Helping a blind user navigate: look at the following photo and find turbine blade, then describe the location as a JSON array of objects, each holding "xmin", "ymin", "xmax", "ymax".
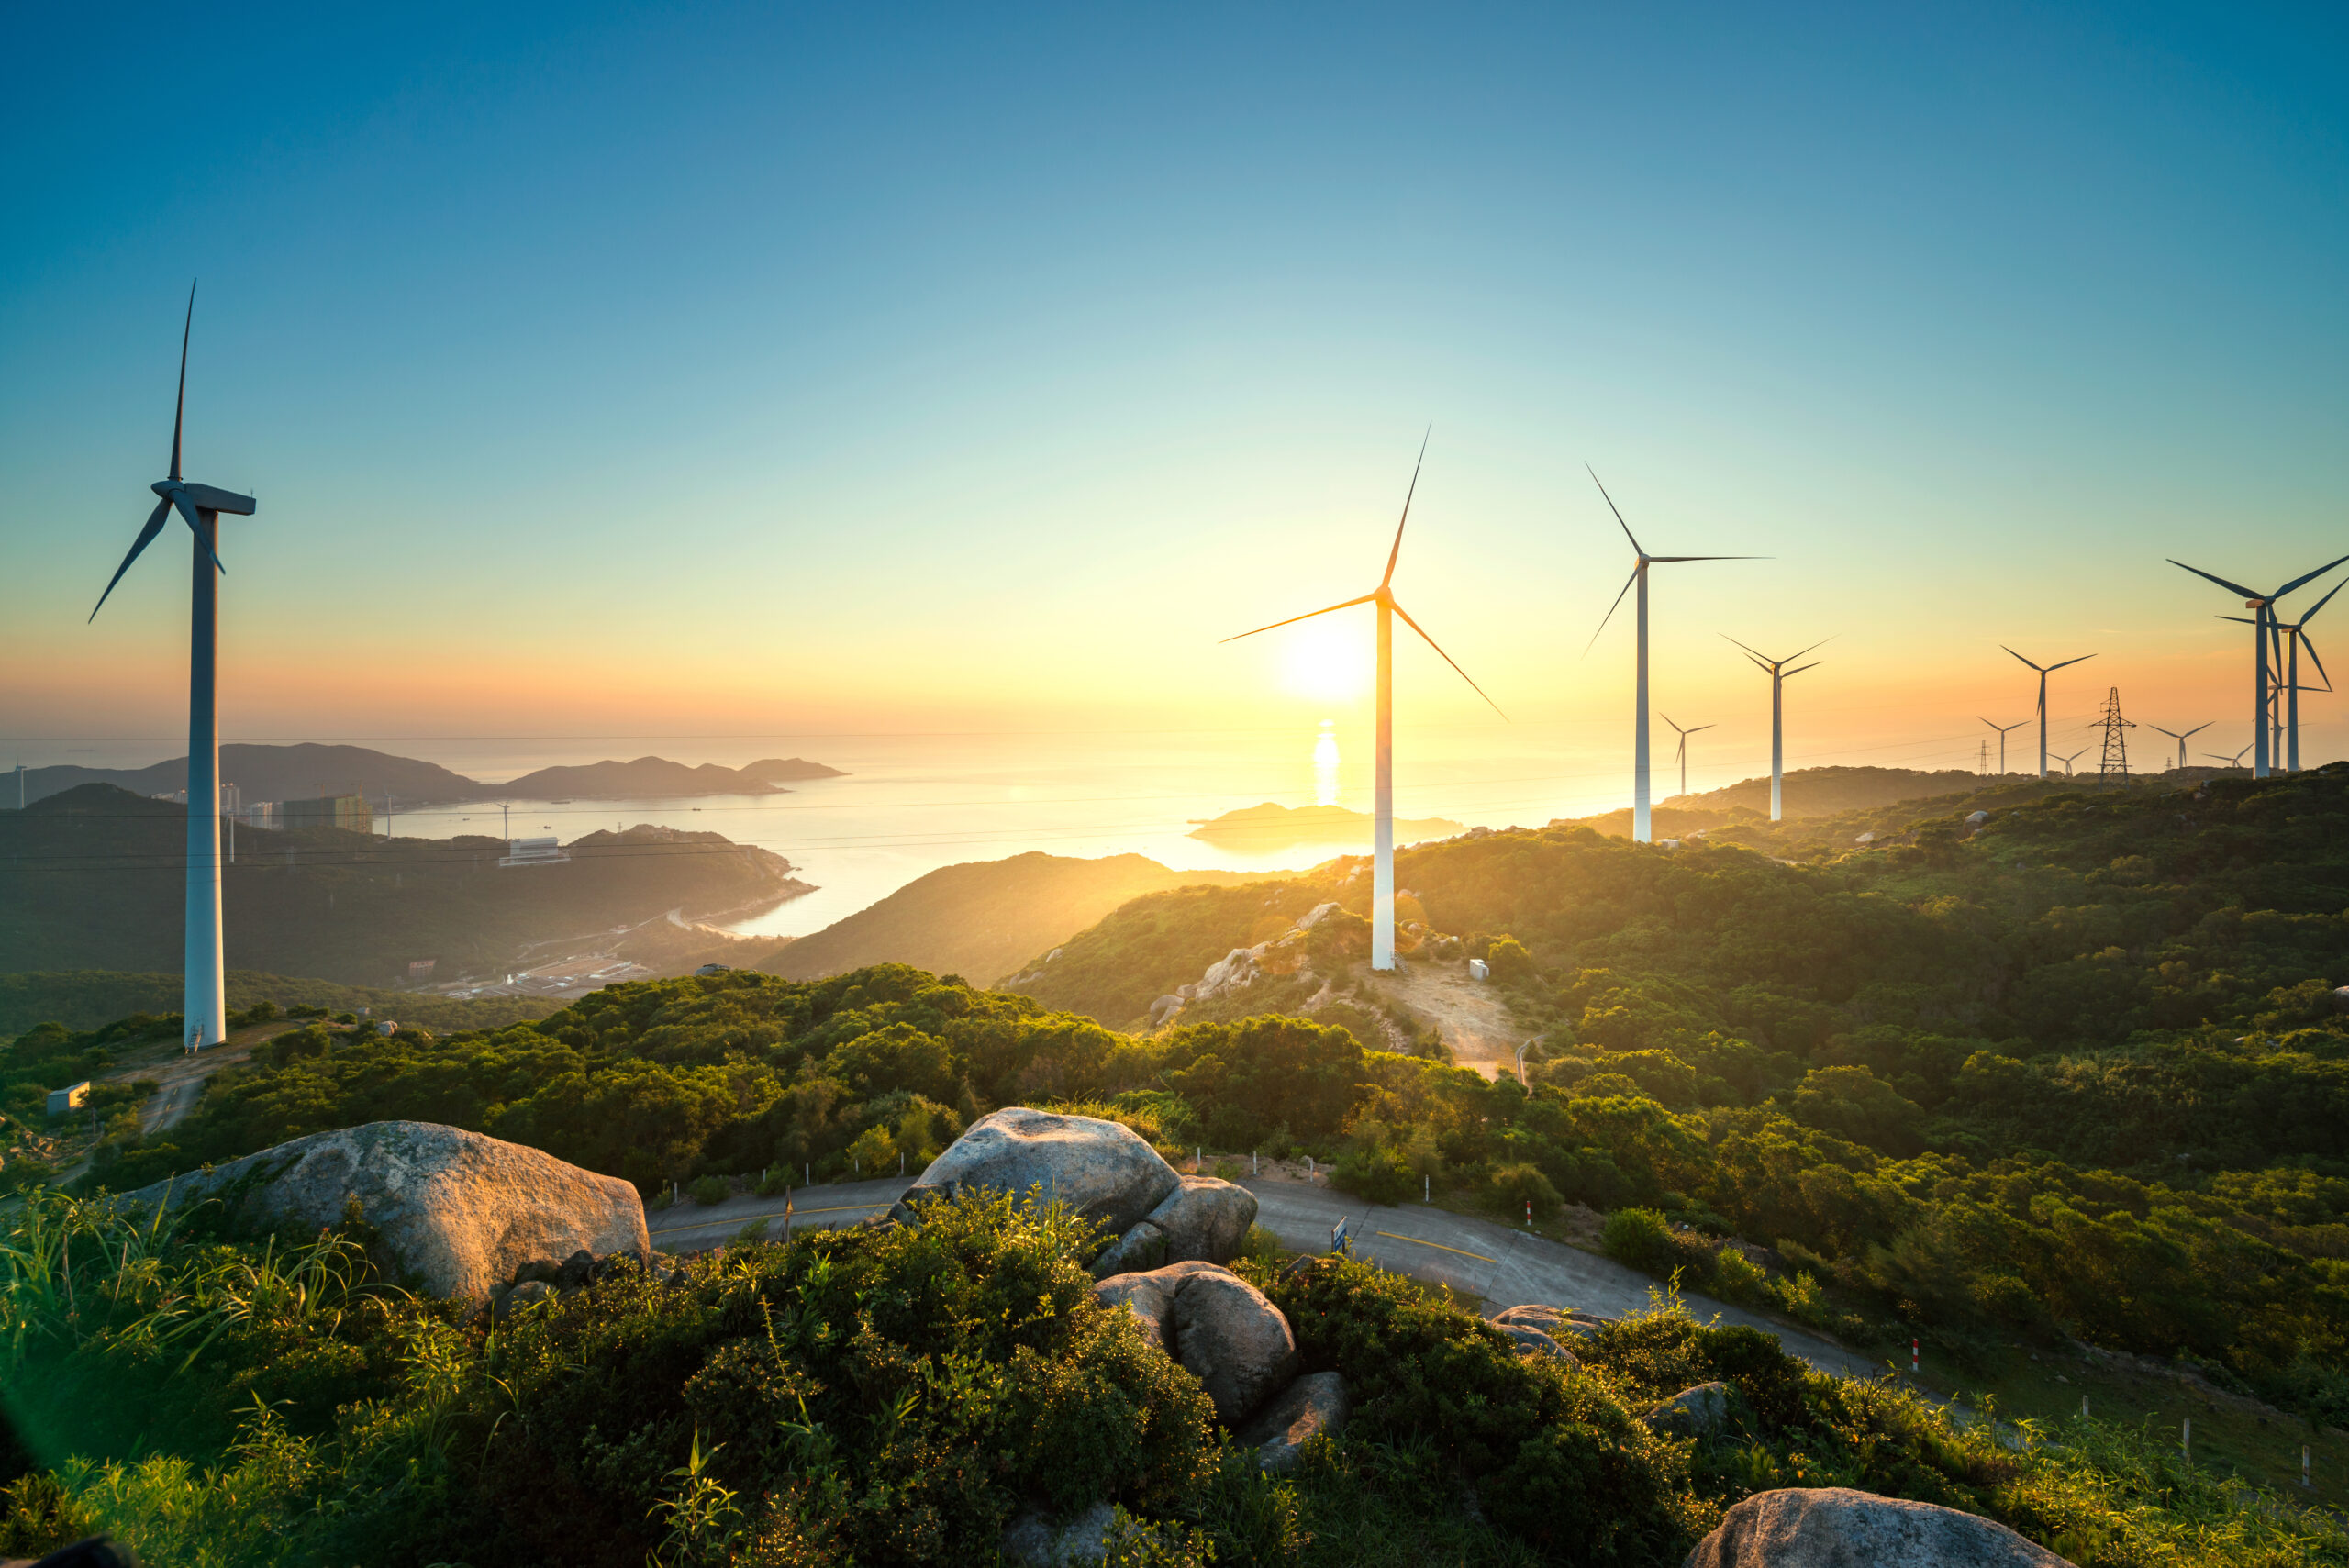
[
  {"xmin": 2277, "ymin": 554, "xmax": 2349, "ymax": 599},
  {"xmin": 1649, "ymin": 554, "xmax": 1766, "ymax": 563},
  {"xmin": 1392, "ymin": 599, "xmax": 1506, "ymax": 718},
  {"xmin": 2298, "ymin": 575, "xmax": 2349, "ymax": 627},
  {"xmin": 1585, "ymin": 465, "xmax": 1645, "ymax": 558},
  {"xmin": 1382, "ymin": 424, "xmax": 1431, "ymax": 589},
  {"xmin": 1720, "ymin": 632, "xmax": 1771, "ymax": 664},
  {"xmin": 1219, "ymin": 592, "xmax": 1375, "ymax": 643},
  {"xmin": 171, "ymin": 492, "xmax": 227, "ymax": 574},
  {"xmin": 1783, "ymin": 662, "xmax": 1821, "ymax": 679},
  {"xmin": 1785, "ymin": 634, "xmax": 1835, "ymax": 662},
  {"xmin": 2184, "ymin": 722, "xmax": 2211, "ymax": 738},
  {"xmin": 1584, "ymin": 566, "xmax": 1639, "ymax": 654},
  {"xmin": 2301, "ymin": 631, "xmax": 2334, "ymax": 693},
  {"xmin": 89, "ymin": 497, "xmax": 173, "ymax": 621},
  {"xmin": 171, "ymin": 280, "xmax": 195, "ymax": 481},
  {"xmin": 1661, "ymin": 713, "xmax": 1684, "ymax": 734},
  {"xmin": 2168, "ymin": 559, "xmax": 2265, "ymax": 602},
  {"xmin": 2148, "ymin": 727, "xmax": 2179, "ymax": 740},
  {"xmin": 2001, "ymin": 645, "xmax": 2044, "ymax": 673},
  {"xmin": 1689, "ymin": 724, "xmax": 1716, "ymax": 734},
  {"xmin": 2048, "ymin": 654, "xmax": 2095, "ymax": 671}
]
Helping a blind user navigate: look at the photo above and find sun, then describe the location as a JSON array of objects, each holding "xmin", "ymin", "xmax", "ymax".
[{"xmin": 1278, "ymin": 615, "xmax": 1370, "ymax": 702}]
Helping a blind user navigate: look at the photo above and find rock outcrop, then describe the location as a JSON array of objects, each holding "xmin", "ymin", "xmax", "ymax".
[
  {"xmin": 1492, "ymin": 1302, "xmax": 1613, "ymax": 1341},
  {"xmin": 1682, "ymin": 1487, "xmax": 2074, "ymax": 1567},
  {"xmin": 1141, "ymin": 1174, "xmax": 1257, "ymax": 1264},
  {"xmin": 893, "ymin": 1108, "xmax": 1182, "ymax": 1235},
  {"xmin": 1490, "ymin": 1311, "xmax": 1578, "ymax": 1364},
  {"xmin": 1088, "ymin": 1221, "xmax": 1169, "ymax": 1280},
  {"xmin": 115, "ymin": 1120, "xmax": 648, "ymax": 1307},
  {"xmin": 1645, "ymin": 1381, "xmax": 1734, "ymax": 1437},
  {"xmin": 1001, "ymin": 1501, "xmax": 1116, "ymax": 1566},
  {"xmin": 1095, "ymin": 1261, "xmax": 1298, "ymax": 1423},
  {"xmin": 1239, "ymin": 1370, "xmax": 1349, "ymax": 1472}
]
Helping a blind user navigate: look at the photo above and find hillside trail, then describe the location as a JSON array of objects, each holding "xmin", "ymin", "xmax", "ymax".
[{"xmin": 1354, "ymin": 958, "xmax": 1528, "ymax": 1082}]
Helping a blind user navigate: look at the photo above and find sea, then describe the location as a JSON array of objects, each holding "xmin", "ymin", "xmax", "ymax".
[{"xmin": 19, "ymin": 727, "xmax": 1612, "ymax": 939}]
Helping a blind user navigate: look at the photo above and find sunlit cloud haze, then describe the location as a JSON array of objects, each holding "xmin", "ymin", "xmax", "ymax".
[{"xmin": 5, "ymin": 3, "xmax": 2346, "ymax": 822}]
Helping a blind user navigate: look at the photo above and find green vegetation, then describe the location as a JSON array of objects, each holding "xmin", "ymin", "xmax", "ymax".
[
  {"xmin": 1006, "ymin": 882, "xmax": 1342, "ymax": 1027},
  {"xmin": 1, "ymin": 785, "xmax": 807, "ymax": 988},
  {"xmin": 762, "ymin": 851, "xmax": 1268, "ymax": 989},
  {"xmin": 5, "ymin": 1188, "xmax": 2335, "ymax": 1566},
  {"xmin": 0, "ymin": 970, "xmax": 558, "ymax": 1038}
]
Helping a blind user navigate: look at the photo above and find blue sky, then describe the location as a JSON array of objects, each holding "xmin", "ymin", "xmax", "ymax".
[{"xmin": 5, "ymin": 3, "xmax": 2346, "ymax": 791}]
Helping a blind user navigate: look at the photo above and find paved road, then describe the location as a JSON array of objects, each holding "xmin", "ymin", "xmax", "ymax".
[{"xmin": 649, "ymin": 1174, "xmax": 1885, "ymax": 1383}]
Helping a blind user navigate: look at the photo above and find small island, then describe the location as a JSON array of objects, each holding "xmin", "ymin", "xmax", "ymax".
[{"xmin": 1186, "ymin": 801, "xmax": 1466, "ymax": 851}]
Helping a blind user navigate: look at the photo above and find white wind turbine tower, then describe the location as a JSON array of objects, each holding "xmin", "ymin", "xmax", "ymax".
[
  {"xmin": 2002, "ymin": 647, "xmax": 2093, "ymax": 779},
  {"xmin": 2169, "ymin": 554, "xmax": 2349, "ymax": 778},
  {"xmin": 1722, "ymin": 636, "xmax": 1826, "ymax": 822},
  {"xmin": 1660, "ymin": 715, "xmax": 1713, "ymax": 800},
  {"xmin": 86, "ymin": 284, "xmax": 257, "ymax": 1052},
  {"xmin": 1586, "ymin": 470, "xmax": 1758, "ymax": 842},
  {"xmin": 2147, "ymin": 722, "xmax": 2211, "ymax": 771},
  {"xmin": 1978, "ymin": 717, "xmax": 2026, "ymax": 774},
  {"xmin": 2054, "ymin": 746, "xmax": 2089, "ymax": 776},
  {"xmin": 1223, "ymin": 432, "xmax": 1503, "ymax": 972}
]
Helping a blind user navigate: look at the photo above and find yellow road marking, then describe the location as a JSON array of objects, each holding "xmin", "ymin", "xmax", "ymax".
[
  {"xmin": 652, "ymin": 1201, "xmax": 887, "ymax": 1234},
  {"xmin": 1373, "ymin": 1230, "xmax": 1495, "ymax": 1263}
]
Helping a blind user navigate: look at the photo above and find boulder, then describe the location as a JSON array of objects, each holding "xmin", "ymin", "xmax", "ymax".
[
  {"xmin": 891, "ymin": 1108, "xmax": 1181, "ymax": 1234},
  {"xmin": 1682, "ymin": 1487, "xmax": 2073, "ymax": 1567},
  {"xmin": 1089, "ymin": 1221, "xmax": 1169, "ymax": 1280},
  {"xmin": 1096, "ymin": 1260, "xmax": 1297, "ymax": 1423},
  {"xmin": 115, "ymin": 1120, "xmax": 648, "ymax": 1307},
  {"xmin": 1148, "ymin": 995, "xmax": 1184, "ymax": 1027},
  {"xmin": 1240, "ymin": 1371, "xmax": 1349, "ymax": 1472},
  {"xmin": 1141, "ymin": 1174, "xmax": 1258, "ymax": 1264},
  {"xmin": 1493, "ymin": 1303, "xmax": 1612, "ymax": 1341},
  {"xmin": 1492, "ymin": 1319, "xmax": 1577, "ymax": 1364},
  {"xmin": 1645, "ymin": 1381, "xmax": 1734, "ymax": 1438},
  {"xmin": 1001, "ymin": 1500, "xmax": 1116, "ymax": 1566}
]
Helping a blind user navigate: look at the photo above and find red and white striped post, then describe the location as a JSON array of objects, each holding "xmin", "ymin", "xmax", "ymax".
[
  {"xmin": 1910, "ymin": 1339, "xmax": 1919, "ymax": 1373},
  {"xmin": 1525, "ymin": 1200, "xmax": 1533, "ymax": 1228}
]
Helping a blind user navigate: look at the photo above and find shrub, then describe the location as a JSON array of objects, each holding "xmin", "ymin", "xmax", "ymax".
[
  {"xmin": 1484, "ymin": 935, "xmax": 1536, "ymax": 983},
  {"xmin": 688, "ymin": 1175, "xmax": 728, "ymax": 1206},
  {"xmin": 753, "ymin": 1167, "xmax": 789, "ymax": 1197},
  {"xmin": 1333, "ymin": 1147, "xmax": 1415, "ymax": 1207},
  {"xmin": 1487, "ymin": 1162, "xmax": 1564, "ymax": 1221}
]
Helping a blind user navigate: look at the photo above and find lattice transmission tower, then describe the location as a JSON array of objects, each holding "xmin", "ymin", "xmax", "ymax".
[{"xmin": 2095, "ymin": 687, "xmax": 2135, "ymax": 778}]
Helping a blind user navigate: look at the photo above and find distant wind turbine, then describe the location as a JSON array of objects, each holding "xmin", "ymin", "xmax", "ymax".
[
  {"xmin": 87, "ymin": 283, "xmax": 256, "ymax": 1052},
  {"xmin": 2169, "ymin": 555, "xmax": 2349, "ymax": 778},
  {"xmin": 1222, "ymin": 431, "xmax": 1502, "ymax": 972},
  {"xmin": 2054, "ymin": 746, "xmax": 2089, "ymax": 776},
  {"xmin": 1586, "ymin": 470, "xmax": 1760, "ymax": 843},
  {"xmin": 2147, "ymin": 722, "xmax": 2212, "ymax": 771},
  {"xmin": 2002, "ymin": 648, "xmax": 2094, "ymax": 779},
  {"xmin": 1660, "ymin": 714, "xmax": 1714, "ymax": 800},
  {"xmin": 1723, "ymin": 636, "xmax": 1825, "ymax": 822},
  {"xmin": 2208, "ymin": 743, "xmax": 2253, "ymax": 770},
  {"xmin": 1978, "ymin": 717, "xmax": 2027, "ymax": 775},
  {"xmin": 2220, "ymin": 576, "xmax": 2343, "ymax": 773}
]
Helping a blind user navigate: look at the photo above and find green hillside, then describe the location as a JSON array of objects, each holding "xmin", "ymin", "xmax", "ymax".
[
  {"xmin": 0, "ymin": 970, "xmax": 558, "ymax": 1038},
  {"xmin": 761, "ymin": 851, "xmax": 1269, "ymax": 986},
  {"xmin": 0, "ymin": 785, "xmax": 810, "ymax": 987}
]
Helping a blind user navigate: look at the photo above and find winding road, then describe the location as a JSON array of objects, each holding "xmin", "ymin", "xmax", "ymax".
[{"xmin": 649, "ymin": 1173, "xmax": 1885, "ymax": 1383}]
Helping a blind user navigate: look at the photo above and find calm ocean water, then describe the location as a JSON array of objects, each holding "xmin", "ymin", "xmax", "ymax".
[{"xmin": 19, "ymin": 728, "xmax": 1619, "ymax": 937}]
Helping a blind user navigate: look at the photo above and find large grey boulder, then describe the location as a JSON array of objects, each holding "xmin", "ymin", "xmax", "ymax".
[
  {"xmin": 1141, "ymin": 1174, "xmax": 1257, "ymax": 1264},
  {"xmin": 115, "ymin": 1120, "xmax": 648, "ymax": 1307},
  {"xmin": 1096, "ymin": 1260, "xmax": 1297, "ymax": 1423},
  {"xmin": 1089, "ymin": 1221, "xmax": 1169, "ymax": 1280},
  {"xmin": 1682, "ymin": 1487, "xmax": 2073, "ymax": 1567},
  {"xmin": 1493, "ymin": 1302, "xmax": 1613, "ymax": 1341},
  {"xmin": 893, "ymin": 1108, "xmax": 1180, "ymax": 1233},
  {"xmin": 1239, "ymin": 1371, "xmax": 1349, "ymax": 1472},
  {"xmin": 1492, "ymin": 1317, "xmax": 1578, "ymax": 1364},
  {"xmin": 1001, "ymin": 1501, "xmax": 1115, "ymax": 1566},
  {"xmin": 1645, "ymin": 1381, "xmax": 1734, "ymax": 1437}
]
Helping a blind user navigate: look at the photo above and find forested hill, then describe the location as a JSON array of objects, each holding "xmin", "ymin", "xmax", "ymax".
[
  {"xmin": 0, "ymin": 785, "xmax": 810, "ymax": 987},
  {"xmin": 16, "ymin": 742, "xmax": 482, "ymax": 809},
  {"xmin": 756, "ymin": 851, "xmax": 1268, "ymax": 986}
]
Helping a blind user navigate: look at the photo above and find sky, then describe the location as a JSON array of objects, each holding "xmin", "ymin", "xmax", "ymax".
[{"xmin": 5, "ymin": 2, "xmax": 2348, "ymax": 813}]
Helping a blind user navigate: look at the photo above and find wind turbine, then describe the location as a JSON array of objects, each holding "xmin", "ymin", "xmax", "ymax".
[
  {"xmin": 2147, "ymin": 722, "xmax": 2211, "ymax": 771},
  {"xmin": 2054, "ymin": 746, "xmax": 2088, "ymax": 776},
  {"xmin": 1223, "ymin": 432, "xmax": 1501, "ymax": 972},
  {"xmin": 87, "ymin": 283, "xmax": 256, "ymax": 1053},
  {"xmin": 1586, "ymin": 470, "xmax": 1759, "ymax": 842},
  {"xmin": 1660, "ymin": 714, "xmax": 1714, "ymax": 800},
  {"xmin": 2221, "ymin": 577, "xmax": 2343, "ymax": 773},
  {"xmin": 2169, "ymin": 555, "xmax": 2349, "ymax": 778},
  {"xmin": 1722, "ymin": 636, "xmax": 1825, "ymax": 821},
  {"xmin": 1978, "ymin": 717, "xmax": 2027, "ymax": 775},
  {"xmin": 2208, "ymin": 743, "xmax": 2252, "ymax": 770},
  {"xmin": 2002, "ymin": 648, "xmax": 2093, "ymax": 779}
]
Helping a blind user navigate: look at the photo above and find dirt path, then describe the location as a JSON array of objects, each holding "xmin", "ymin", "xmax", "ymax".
[{"xmin": 1354, "ymin": 958, "xmax": 1529, "ymax": 1081}]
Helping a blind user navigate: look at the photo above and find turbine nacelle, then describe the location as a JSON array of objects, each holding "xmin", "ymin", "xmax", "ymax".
[{"xmin": 153, "ymin": 478, "xmax": 256, "ymax": 515}]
